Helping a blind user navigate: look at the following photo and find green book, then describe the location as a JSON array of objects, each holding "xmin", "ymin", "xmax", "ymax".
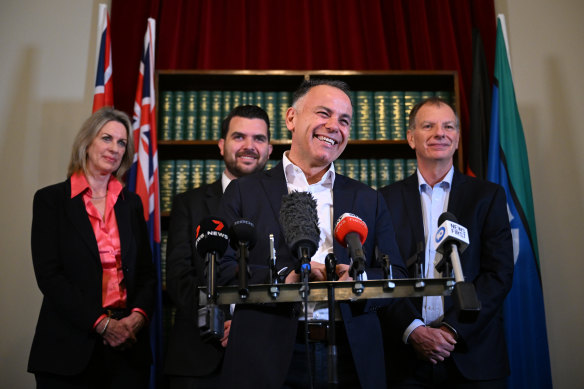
[
  {"xmin": 160, "ymin": 91, "xmax": 174, "ymax": 140},
  {"xmin": 374, "ymin": 91, "xmax": 391, "ymax": 140},
  {"xmin": 159, "ymin": 160, "xmax": 175, "ymax": 213},
  {"xmin": 377, "ymin": 158, "xmax": 391, "ymax": 188},
  {"xmin": 190, "ymin": 160, "xmax": 205, "ymax": 189},
  {"xmin": 222, "ymin": 90, "xmax": 233, "ymax": 124},
  {"xmin": 198, "ymin": 91, "xmax": 211, "ymax": 140},
  {"xmin": 404, "ymin": 91, "xmax": 422, "ymax": 138},
  {"xmin": 369, "ymin": 159, "xmax": 378, "ymax": 189},
  {"xmin": 263, "ymin": 92, "xmax": 277, "ymax": 141},
  {"xmin": 393, "ymin": 158, "xmax": 406, "ymax": 182},
  {"xmin": 174, "ymin": 159, "xmax": 191, "ymax": 196},
  {"xmin": 277, "ymin": 91, "xmax": 291, "ymax": 140},
  {"xmin": 334, "ymin": 159, "xmax": 345, "ymax": 176},
  {"xmin": 421, "ymin": 91, "xmax": 435, "ymax": 100},
  {"xmin": 185, "ymin": 91, "xmax": 198, "ymax": 140},
  {"xmin": 359, "ymin": 158, "xmax": 369, "ymax": 185},
  {"xmin": 406, "ymin": 159, "xmax": 417, "ymax": 177},
  {"xmin": 205, "ymin": 160, "xmax": 221, "ymax": 184},
  {"xmin": 389, "ymin": 91, "xmax": 405, "ymax": 140},
  {"xmin": 355, "ymin": 91, "xmax": 374, "ymax": 140},
  {"xmin": 265, "ymin": 160, "xmax": 278, "ymax": 171},
  {"xmin": 253, "ymin": 91, "xmax": 264, "ymax": 109},
  {"xmin": 232, "ymin": 91, "xmax": 243, "ymax": 109},
  {"xmin": 210, "ymin": 91, "xmax": 223, "ymax": 141},
  {"xmin": 346, "ymin": 91, "xmax": 357, "ymax": 140},
  {"xmin": 344, "ymin": 159, "xmax": 359, "ymax": 181},
  {"xmin": 435, "ymin": 90, "xmax": 452, "ymax": 105},
  {"xmin": 173, "ymin": 91, "xmax": 186, "ymax": 140}
]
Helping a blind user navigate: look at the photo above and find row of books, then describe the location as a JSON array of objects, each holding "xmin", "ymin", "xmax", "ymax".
[
  {"xmin": 158, "ymin": 90, "xmax": 453, "ymax": 142},
  {"xmin": 160, "ymin": 158, "xmax": 417, "ymax": 213}
]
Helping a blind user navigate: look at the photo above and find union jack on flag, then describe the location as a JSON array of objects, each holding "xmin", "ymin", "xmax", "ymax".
[
  {"xmin": 92, "ymin": 3, "xmax": 113, "ymax": 112},
  {"xmin": 126, "ymin": 18, "xmax": 163, "ymax": 388}
]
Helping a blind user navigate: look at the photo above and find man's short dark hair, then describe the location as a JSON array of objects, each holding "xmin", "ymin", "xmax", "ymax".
[
  {"xmin": 408, "ymin": 96, "xmax": 460, "ymax": 130},
  {"xmin": 291, "ymin": 79, "xmax": 352, "ymax": 107},
  {"xmin": 221, "ymin": 105, "xmax": 270, "ymax": 140}
]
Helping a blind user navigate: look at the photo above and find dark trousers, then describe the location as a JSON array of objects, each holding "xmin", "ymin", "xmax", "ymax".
[
  {"xmin": 166, "ymin": 368, "xmax": 221, "ymax": 389},
  {"xmin": 389, "ymin": 358, "xmax": 507, "ymax": 389},
  {"xmin": 282, "ymin": 322, "xmax": 360, "ymax": 389},
  {"xmin": 35, "ymin": 341, "xmax": 149, "ymax": 389}
]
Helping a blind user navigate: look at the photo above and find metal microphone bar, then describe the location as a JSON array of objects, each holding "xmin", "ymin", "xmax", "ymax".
[{"xmin": 199, "ymin": 278, "xmax": 454, "ymax": 305}]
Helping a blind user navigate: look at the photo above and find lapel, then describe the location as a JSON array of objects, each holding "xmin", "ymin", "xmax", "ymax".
[
  {"xmin": 260, "ymin": 163, "xmax": 289, "ymax": 235},
  {"xmin": 63, "ymin": 180, "xmax": 100, "ymax": 263},
  {"xmin": 332, "ymin": 175, "xmax": 355, "ymax": 264},
  {"xmin": 114, "ymin": 189, "xmax": 132, "ymax": 265},
  {"xmin": 403, "ymin": 173, "xmax": 425, "ymax": 246},
  {"xmin": 205, "ymin": 179, "xmax": 224, "ymax": 215},
  {"xmin": 447, "ymin": 169, "xmax": 466, "ymax": 217}
]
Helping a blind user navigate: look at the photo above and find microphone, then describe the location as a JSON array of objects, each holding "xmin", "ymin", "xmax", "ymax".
[
  {"xmin": 279, "ymin": 191, "xmax": 320, "ymax": 298},
  {"xmin": 195, "ymin": 216, "xmax": 229, "ymax": 340},
  {"xmin": 334, "ymin": 213, "xmax": 368, "ymax": 280},
  {"xmin": 229, "ymin": 219, "xmax": 256, "ymax": 299},
  {"xmin": 195, "ymin": 216, "xmax": 229, "ymax": 259},
  {"xmin": 434, "ymin": 212, "xmax": 481, "ymax": 322}
]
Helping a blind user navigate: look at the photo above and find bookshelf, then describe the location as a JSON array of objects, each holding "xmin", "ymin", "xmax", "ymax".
[{"xmin": 156, "ymin": 70, "xmax": 463, "ymax": 220}]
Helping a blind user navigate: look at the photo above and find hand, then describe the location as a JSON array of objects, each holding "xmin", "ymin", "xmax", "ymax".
[
  {"xmin": 284, "ymin": 261, "xmax": 327, "ymax": 283},
  {"xmin": 408, "ymin": 325, "xmax": 456, "ymax": 364},
  {"xmin": 335, "ymin": 264, "xmax": 352, "ymax": 281},
  {"xmin": 221, "ymin": 320, "xmax": 232, "ymax": 348},
  {"xmin": 100, "ymin": 312, "xmax": 145, "ymax": 349}
]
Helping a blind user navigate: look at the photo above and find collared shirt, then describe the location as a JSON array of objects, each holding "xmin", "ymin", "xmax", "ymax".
[
  {"xmin": 221, "ymin": 171, "xmax": 232, "ymax": 194},
  {"xmin": 402, "ymin": 166, "xmax": 454, "ymax": 342},
  {"xmin": 71, "ymin": 172, "xmax": 148, "ymax": 328},
  {"xmin": 283, "ymin": 152, "xmax": 336, "ymax": 320}
]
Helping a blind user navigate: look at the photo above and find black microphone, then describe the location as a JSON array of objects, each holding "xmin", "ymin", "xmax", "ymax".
[
  {"xmin": 195, "ymin": 216, "xmax": 229, "ymax": 340},
  {"xmin": 279, "ymin": 191, "xmax": 320, "ymax": 298},
  {"xmin": 229, "ymin": 219, "xmax": 256, "ymax": 299},
  {"xmin": 434, "ymin": 212, "xmax": 481, "ymax": 322}
]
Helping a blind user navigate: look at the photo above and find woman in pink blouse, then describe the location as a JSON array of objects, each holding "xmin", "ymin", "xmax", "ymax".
[{"xmin": 28, "ymin": 108, "xmax": 156, "ymax": 388}]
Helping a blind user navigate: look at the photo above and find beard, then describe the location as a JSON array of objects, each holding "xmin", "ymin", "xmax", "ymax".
[{"xmin": 225, "ymin": 151, "xmax": 268, "ymax": 178}]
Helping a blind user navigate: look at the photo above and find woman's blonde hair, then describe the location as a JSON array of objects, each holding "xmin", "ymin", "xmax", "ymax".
[{"xmin": 67, "ymin": 107, "xmax": 134, "ymax": 181}]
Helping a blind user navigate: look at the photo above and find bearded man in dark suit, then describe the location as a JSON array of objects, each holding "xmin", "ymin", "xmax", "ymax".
[{"xmin": 164, "ymin": 105, "xmax": 272, "ymax": 389}]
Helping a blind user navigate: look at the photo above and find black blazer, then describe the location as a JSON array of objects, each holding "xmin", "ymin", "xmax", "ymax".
[
  {"xmin": 28, "ymin": 179, "xmax": 156, "ymax": 375},
  {"xmin": 217, "ymin": 162, "xmax": 409, "ymax": 389},
  {"xmin": 379, "ymin": 169, "xmax": 514, "ymax": 381},
  {"xmin": 164, "ymin": 179, "xmax": 227, "ymax": 376}
]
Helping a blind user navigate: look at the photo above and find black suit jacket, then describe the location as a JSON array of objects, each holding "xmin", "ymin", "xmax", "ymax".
[
  {"xmin": 28, "ymin": 179, "xmax": 156, "ymax": 375},
  {"xmin": 164, "ymin": 179, "xmax": 228, "ymax": 377},
  {"xmin": 217, "ymin": 162, "xmax": 409, "ymax": 389},
  {"xmin": 379, "ymin": 170, "xmax": 514, "ymax": 381}
]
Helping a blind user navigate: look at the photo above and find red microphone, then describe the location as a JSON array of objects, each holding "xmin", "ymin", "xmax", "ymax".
[{"xmin": 334, "ymin": 213, "xmax": 368, "ymax": 276}]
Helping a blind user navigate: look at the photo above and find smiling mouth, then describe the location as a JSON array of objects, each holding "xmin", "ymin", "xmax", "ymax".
[
  {"xmin": 315, "ymin": 135, "xmax": 337, "ymax": 146},
  {"xmin": 236, "ymin": 152, "xmax": 258, "ymax": 160}
]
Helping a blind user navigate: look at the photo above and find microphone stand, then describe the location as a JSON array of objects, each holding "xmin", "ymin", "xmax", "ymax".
[
  {"xmin": 325, "ymin": 254, "xmax": 338, "ymax": 388},
  {"xmin": 297, "ymin": 247, "xmax": 312, "ymax": 299},
  {"xmin": 199, "ymin": 251, "xmax": 225, "ymax": 341},
  {"xmin": 238, "ymin": 242, "xmax": 250, "ymax": 299}
]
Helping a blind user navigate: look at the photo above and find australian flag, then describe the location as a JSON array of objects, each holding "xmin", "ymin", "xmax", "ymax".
[
  {"xmin": 92, "ymin": 3, "xmax": 113, "ymax": 112},
  {"xmin": 126, "ymin": 18, "xmax": 163, "ymax": 389}
]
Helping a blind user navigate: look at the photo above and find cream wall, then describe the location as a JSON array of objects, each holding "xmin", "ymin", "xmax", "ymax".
[{"xmin": 0, "ymin": 0, "xmax": 582, "ymax": 387}]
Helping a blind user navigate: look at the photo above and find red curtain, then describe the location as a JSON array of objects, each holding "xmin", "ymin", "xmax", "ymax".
[{"xmin": 111, "ymin": 0, "xmax": 496, "ymax": 165}]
